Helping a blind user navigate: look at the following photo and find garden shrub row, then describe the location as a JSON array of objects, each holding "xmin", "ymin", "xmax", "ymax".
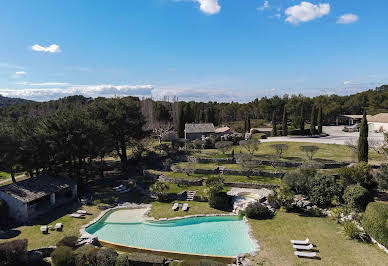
[{"xmin": 362, "ymin": 202, "xmax": 388, "ymax": 248}]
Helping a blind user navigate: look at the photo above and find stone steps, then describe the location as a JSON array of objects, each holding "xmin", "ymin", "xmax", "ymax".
[{"xmin": 186, "ymin": 191, "xmax": 196, "ymax": 201}]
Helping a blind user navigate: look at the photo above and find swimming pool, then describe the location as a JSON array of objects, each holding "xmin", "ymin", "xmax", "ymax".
[{"xmin": 86, "ymin": 209, "xmax": 256, "ymax": 257}]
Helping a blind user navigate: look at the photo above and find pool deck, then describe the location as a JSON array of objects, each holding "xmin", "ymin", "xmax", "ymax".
[{"xmin": 80, "ymin": 202, "xmax": 260, "ymax": 262}]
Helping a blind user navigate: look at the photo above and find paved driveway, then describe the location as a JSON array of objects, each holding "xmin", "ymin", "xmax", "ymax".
[{"xmin": 260, "ymin": 126, "xmax": 384, "ymax": 145}]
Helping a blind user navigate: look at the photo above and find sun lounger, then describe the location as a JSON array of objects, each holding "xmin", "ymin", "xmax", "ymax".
[
  {"xmin": 293, "ymin": 244, "xmax": 313, "ymax": 250},
  {"xmin": 55, "ymin": 223, "xmax": 63, "ymax": 231},
  {"xmin": 113, "ymin": 184, "xmax": 124, "ymax": 191},
  {"xmin": 115, "ymin": 186, "xmax": 128, "ymax": 192},
  {"xmin": 70, "ymin": 213, "xmax": 82, "ymax": 218},
  {"xmin": 40, "ymin": 226, "xmax": 48, "ymax": 233},
  {"xmin": 182, "ymin": 203, "xmax": 189, "ymax": 211},
  {"xmin": 172, "ymin": 203, "xmax": 179, "ymax": 211},
  {"xmin": 77, "ymin": 210, "xmax": 87, "ymax": 215},
  {"xmin": 294, "ymin": 251, "xmax": 317, "ymax": 258},
  {"xmin": 291, "ymin": 238, "xmax": 309, "ymax": 245}
]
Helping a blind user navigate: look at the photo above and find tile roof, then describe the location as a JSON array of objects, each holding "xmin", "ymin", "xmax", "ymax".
[
  {"xmin": 215, "ymin": 126, "xmax": 230, "ymax": 133},
  {"xmin": 369, "ymin": 113, "xmax": 388, "ymax": 123},
  {"xmin": 0, "ymin": 176, "xmax": 76, "ymax": 204},
  {"xmin": 185, "ymin": 123, "xmax": 215, "ymax": 134}
]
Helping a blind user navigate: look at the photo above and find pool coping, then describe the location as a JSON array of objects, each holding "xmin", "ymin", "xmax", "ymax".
[{"xmin": 80, "ymin": 202, "xmax": 260, "ymax": 260}]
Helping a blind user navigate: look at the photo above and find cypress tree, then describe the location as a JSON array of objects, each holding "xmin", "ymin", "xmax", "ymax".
[
  {"xmin": 247, "ymin": 116, "xmax": 251, "ymax": 132},
  {"xmin": 358, "ymin": 111, "xmax": 369, "ymax": 162},
  {"xmin": 177, "ymin": 104, "xmax": 185, "ymax": 138},
  {"xmin": 272, "ymin": 111, "xmax": 277, "ymax": 136},
  {"xmin": 300, "ymin": 102, "xmax": 305, "ymax": 136},
  {"xmin": 244, "ymin": 117, "xmax": 247, "ymax": 133},
  {"xmin": 282, "ymin": 106, "xmax": 288, "ymax": 136},
  {"xmin": 317, "ymin": 105, "xmax": 323, "ymax": 134},
  {"xmin": 310, "ymin": 105, "xmax": 316, "ymax": 135}
]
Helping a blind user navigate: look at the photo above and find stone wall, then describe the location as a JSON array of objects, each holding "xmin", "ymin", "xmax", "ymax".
[
  {"xmin": 224, "ymin": 182, "xmax": 279, "ymax": 189},
  {"xmin": 158, "ymin": 176, "xmax": 204, "ymax": 186}
]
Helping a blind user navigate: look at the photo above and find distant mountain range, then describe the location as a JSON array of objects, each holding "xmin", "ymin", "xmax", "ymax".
[{"xmin": 0, "ymin": 95, "xmax": 33, "ymax": 108}]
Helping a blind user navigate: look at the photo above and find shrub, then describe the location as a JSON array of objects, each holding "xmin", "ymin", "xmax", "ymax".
[
  {"xmin": 245, "ymin": 202, "xmax": 273, "ymax": 220},
  {"xmin": 375, "ymin": 164, "xmax": 388, "ymax": 190},
  {"xmin": 57, "ymin": 236, "xmax": 79, "ymax": 249},
  {"xmin": 342, "ymin": 221, "xmax": 369, "ymax": 242},
  {"xmin": 303, "ymin": 207, "xmax": 326, "ymax": 217},
  {"xmin": 339, "ymin": 162, "xmax": 374, "ymax": 188},
  {"xmin": 362, "ymin": 202, "xmax": 388, "ymax": 247},
  {"xmin": 51, "ymin": 246, "xmax": 75, "ymax": 266},
  {"xmin": 343, "ymin": 184, "xmax": 372, "ymax": 211},
  {"xmin": 309, "ymin": 175, "xmax": 340, "ymax": 207},
  {"xmin": 204, "ymin": 176, "xmax": 224, "ymax": 194},
  {"xmin": 0, "ymin": 239, "xmax": 28, "ymax": 266},
  {"xmin": 150, "ymin": 181, "xmax": 170, "ymax": 202},
  {"xmin": 268, "ymin": 184, "xmax": 294, "ymax": 210},
  {"xmin": 115, "ymin": 253, "xmax": 165, "ymax": 266},
  {"xmin": 73, "ymin": 244, "xmax": 96, "ymax": 266},
  {"xmin": 96, "ymin": 248, "xmax": 118, "ymax": 266},
  {"xmin": 208, "ymin": 192, "xmax": 232, "ymax": 211},
  {"xmin": 282, "ymin": 170, "xmax": 313, "ymax": 195}
]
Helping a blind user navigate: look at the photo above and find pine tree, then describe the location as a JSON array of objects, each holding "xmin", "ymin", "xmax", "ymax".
[
  {"xmin": 317, "ymin": 105, "xmax": 323, "ymax": 134},
  {"xmin": 282, "ymin": 106, "xmax": 288, "ymax": 136},
  {"xmin": 358, "ymin": 111, "xmax": 369, "ymax": 162},
  {"xmin": 177, "ymin": 104, "xmax": 185, "ymax": 138},
  {"xmin": 272, "ymin": 111, "xmax": 277, "ymax": 136},
  {"xmin": 300, "ymin": 102, "xmax": 305, "ymax": 136},
  {"xmin": 310, "ymin": 105, "xmax": 316, "ymax": 135}
]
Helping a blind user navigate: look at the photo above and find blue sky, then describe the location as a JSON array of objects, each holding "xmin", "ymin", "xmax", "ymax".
[{"xmin": 0, "ymin": 0, "xmax": 387, "ymax": 102}]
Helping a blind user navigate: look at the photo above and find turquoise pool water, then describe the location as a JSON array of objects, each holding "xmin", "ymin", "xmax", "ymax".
[{"xmin": 86, "ymin": 212, "xmax": 256, "ymax": 256}]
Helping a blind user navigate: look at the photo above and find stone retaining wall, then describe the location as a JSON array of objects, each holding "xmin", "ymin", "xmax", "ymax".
[
  {"xmin": 224, "ymin": 182, "xmax": 279, "ymax": 189},
  {"xmin": 158, "ymin": 175, "xmax": 204, "ymax": 186}
]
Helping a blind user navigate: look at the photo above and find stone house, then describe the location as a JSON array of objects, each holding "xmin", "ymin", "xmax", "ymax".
[
  {"xmin": 184, "ymin": 123, "xmax": 215, "ymax": 140},
  {"xmin": 0, "ymin": 176, "xmax": 77, "ymax": 223},
  {"xmin": 215, "ymin": 126, "xmax": 232, "ymax": 137},
  {"xmin": 368, "ymin": 113, "xmax": 388, "ymax": 132}
]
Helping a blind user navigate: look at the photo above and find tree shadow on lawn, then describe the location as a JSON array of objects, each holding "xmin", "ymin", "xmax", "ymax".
[
  {"xmin": 29, "ymin": 201, "xmax": 82, "ymax": 226},
  {"xmin": 0, "ymin": 229, "xmax": 21, "ymax": 239}
]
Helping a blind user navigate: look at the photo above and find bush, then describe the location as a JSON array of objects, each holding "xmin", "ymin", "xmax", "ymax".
[
  {"xmin": 282, "ymin": 169, "xmax": 313, "ymax": 195},
  {"xmin": 73, "ymin": 244, "xmax": 96, "ymax": 266},
  {"xmin": 303, "ymin": 207, "xmax": 326, "ymax": 217},
  {"xmin": 339, "ymin": 162, "xmax": 374, "ymax": 188},
  {"xmin": 0, "ymin": 239, "xmax": 28, "ymax": 266},
  {"xmin": 375, "ymin": 164, "xmax": 388, "ymax": 190},
  {"xmin": 96, "ymin": 248, "xmax": 118, "ymax": 266},
  {"xmin": 309, "ymin": 175, "xmax": 340, "ymax": 207},
  {"xmin": 342, "ymin": 221, "xmax": 369, "ymax": 242},
  {"xmin": 51, "ymin": 246, "xmax": 75, "ymax": 266},
  {"xmin": 362, "ymin": 202, "xmax": 388, "ymax": 247},
  {"xmin": 343, "ymin": 184, "xmax": 371, "ymax": 211},
  {"xmin": 208, "ymin": 192, "xmax": 232, "ymax": 211},
  {"xmin": 115, "ymin": 253, "xmax": 165, "ymax": 266},
  {"xmin": 245, "ymin": 202, "xmax": 273, "ymax": 220},
  {"xmin": 57, "ymin": 236, "xmax": 79, "ymax": 249}
]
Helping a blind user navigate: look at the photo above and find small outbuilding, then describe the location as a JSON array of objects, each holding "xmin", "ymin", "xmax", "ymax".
[
  {"xmin": 368, "ymin": 113, "xmax": 388, "ymax": 132},
  {"xmin": 184, "ymin": 123, "xmax": 215, "ymax": 140},
  {"xmin": 215, "ymin": 126, "xmax": 232, "ymax": 136},
  {"xmin": 0, "ymin": 176, "xmax": 78, "ymax": 223}
]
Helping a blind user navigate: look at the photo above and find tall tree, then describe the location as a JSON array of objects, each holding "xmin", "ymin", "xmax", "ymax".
[
  {"xmin": 310, "ymin": 105, "xmax": 317, "ymax": 135},
  {"xmin": 177, "ymin": 103, "xmax": 185, "ymax": 138},
  {"xmin": 271, "ymin": 111, "xmax": 277, "ymax": 136},
  {"xmin": 300, "ymin": 102, "xmax": 305, "ymax": 136},
  {"xmin": 247, "ymin": 116, "xmax": 251, "ymax": 132},
  {"xmin": 358, "ymin": 111, "xmax": 369, "ymax": 163},
  {"xmin": 282, "ymin": 106, "xmax": 288, "ymax": 136},
  {"xmin": 0, "ymin": 125, "xmax": 20, "ymax": 183},
  {"xmin": 317, "ymin": 105, "xmax": 323, "ymax": 134}
]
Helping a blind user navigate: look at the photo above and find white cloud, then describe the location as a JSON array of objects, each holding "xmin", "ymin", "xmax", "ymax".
[
  {"xmin": 196, "ymin": 0, "xmax": 220, "ymax": 15},
  {"xmin": 285, "ymin": 2, "xmax": 330, "ymax": 24},
  {"xmin": 15, "ymin": 71, "xmax": 27, "ymax": 75},
  {"xmin": 257, "ymin": 1, "xmax": 269, "ymax": 11},
  {"xmin": 344, "ymin": 81, "xmax": 360, "ymax": 85},
  {"xmin": 31, "ymin": 44, "xmax": 61, "ymax": 53},
  {"xmin": 337, "ymin": 14, "xmax": 359, "ymax": 24},
  {"xmin": 16, "ymin": 82, "xmax": 70, "ymax": 86},
  {"xmin": 0, "ymin": 62, "xmax": 24, "ymax": 69}
]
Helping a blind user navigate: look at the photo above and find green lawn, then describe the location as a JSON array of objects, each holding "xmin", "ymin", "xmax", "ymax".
[
  {"xmin": 148, "ymin": 201, "xmax": 230, "ymax": 219},
  {"xmin": 0, "ymin": 203, "xmax": 100, "ymax": 250},
  {"xmin": 248, "ymin": 210, "xmax": 387, "ymax": 266},
  {"xmin": 196, "ymin": 142, "xmax": 386, "ymax": 164}
]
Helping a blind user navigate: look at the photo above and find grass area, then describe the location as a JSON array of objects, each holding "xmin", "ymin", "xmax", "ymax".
[
  {"xmin": 174, "ymin": 162, "xmax": 291, "ymax": 172},
  {"xmin": 165, "ymin": 183, "xmax": 231, "ymax": 199},
  {"xmin": 249, "ymin": 210, "xmax": 387, "ymax": 266},
  {"xmin": 196, "ymin": 142, "xmax": 386, "ymax": 164},
  {"xmin": 148, "ymin": 201, "xmax": 230, "ymax": 219},
  {"xmin": 0, "ymin": 203, "xmax": 100, "ymax": 250}
]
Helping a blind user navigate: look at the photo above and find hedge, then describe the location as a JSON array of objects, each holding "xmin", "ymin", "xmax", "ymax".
[
  {"xmin": 0, "ymin": 239, "xmax": 28, "ymax": 266},
  {"xmin": 51, "ymin": 246, "xmax": 75, "ymax": 266},
  {"xmin": 115, "ymin": 252, "xmax": 165, "ymax": 266},
  {"xmin": 362, "ymin": 202, "xmax": 388, "ymax": 247}
]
